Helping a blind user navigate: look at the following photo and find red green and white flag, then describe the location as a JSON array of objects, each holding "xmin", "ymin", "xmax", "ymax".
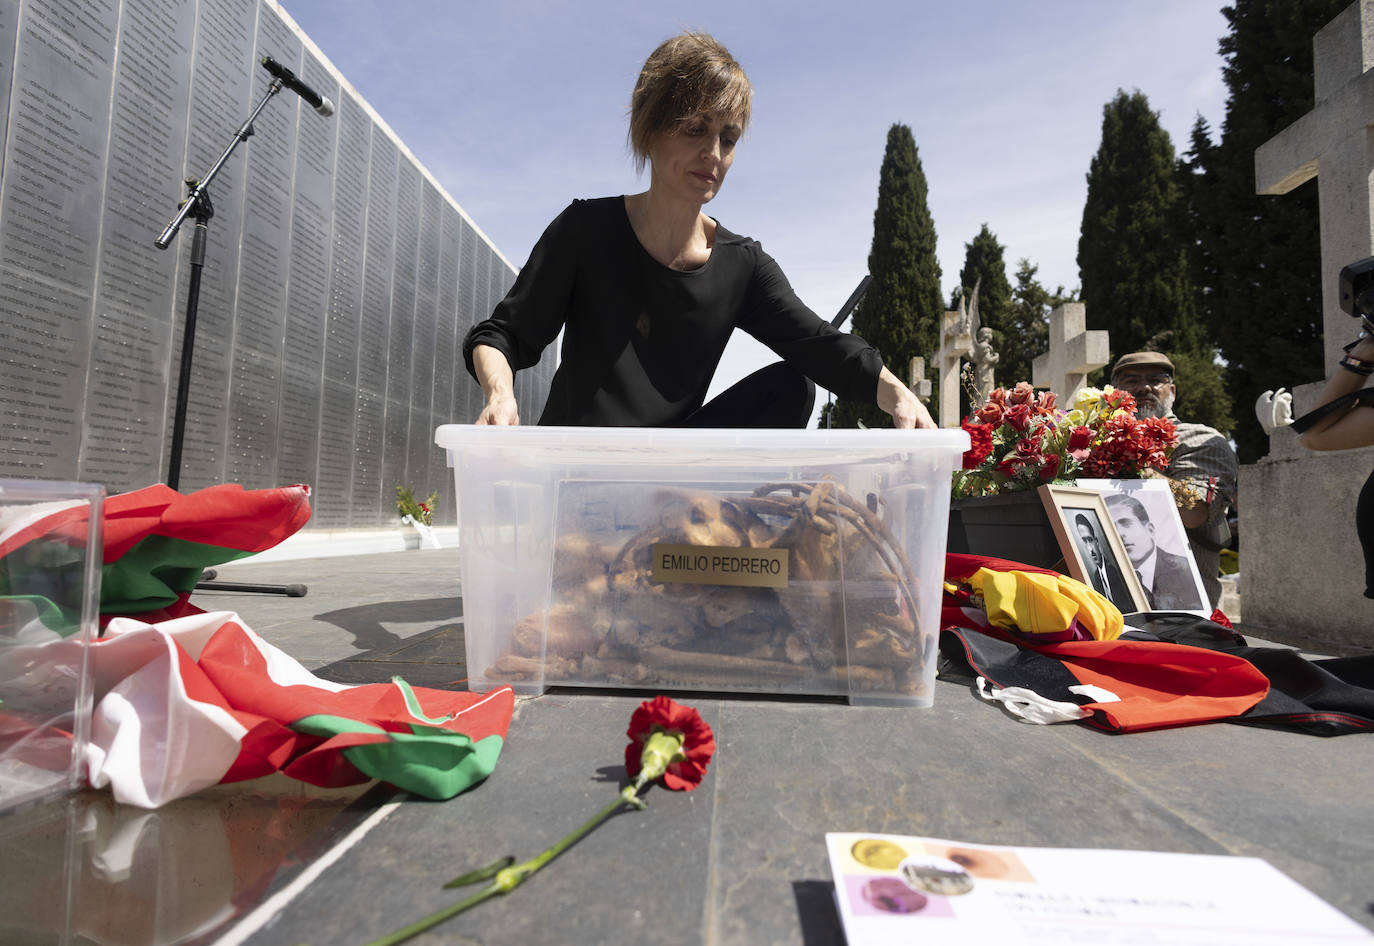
[
  {"xmin": 0, "ymin": 482, "xmax": 313, "ymax": 628},
  {"xmin": 12, "ymin": 610, "xmax": 513, "ymax": 807},
  {"xmin": 2, "ymin": 483, "xmax": 513, "ymax": 807},
  {"xmin": 95, "ymin": 482, "xmax": 313, "ymax": 622}
]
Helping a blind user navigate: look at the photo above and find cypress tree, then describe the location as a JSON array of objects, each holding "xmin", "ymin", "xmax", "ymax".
[
  {"xmin": 830, "ymin": 124, "xmax": 942, "ymax": 427},
  {"xmin": 1187, "ymin": 0, "xmax": 1347, "ymax": 462},
  {"xmin": 1079, "ymin": 90, "xmax": 1197, "ymax": 355},
  {"xmin": 955, "ymin": 225, "xmax": 1014, "ymax": 385},
  {"xmin": 1079, "ymin": 89, "xmax": 1231, "ymax": 432}
]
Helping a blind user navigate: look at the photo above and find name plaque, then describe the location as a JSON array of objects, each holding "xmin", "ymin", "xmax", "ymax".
[{"xmin": 652, "ymin": 543, "xmax": 790, "ymax": 590}]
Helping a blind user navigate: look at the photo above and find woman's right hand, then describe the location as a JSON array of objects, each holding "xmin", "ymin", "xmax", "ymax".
[
  {"xmin": 472, "ymin": 344, "xmax": 520, "ymax": 425},
  {"xmin": 476, "ymin": 392, "xmax": 520, "ymax": 426}
]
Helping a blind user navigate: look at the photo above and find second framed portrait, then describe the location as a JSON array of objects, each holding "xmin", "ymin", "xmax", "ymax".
[
  {"xmin": 1076, "ymin": 478, "xmax": 1210, "ymax": 614},
  {"xmin": 1037, "ymin": 485, "xmax": 1150, "ymax": 614}
]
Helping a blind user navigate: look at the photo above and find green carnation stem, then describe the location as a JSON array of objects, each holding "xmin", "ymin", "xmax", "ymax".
[{"xmin": 362, "ymin": 785, "xmax": 646, "ymax": 946}]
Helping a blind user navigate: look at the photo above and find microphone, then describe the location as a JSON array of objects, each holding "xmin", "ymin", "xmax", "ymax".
[{"xmin": 260, "ymin": 54, "xmax": 334, "ymax": 117}]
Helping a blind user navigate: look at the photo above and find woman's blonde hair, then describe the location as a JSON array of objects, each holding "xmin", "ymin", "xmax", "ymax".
[{"xmin": 628, "ymin": 31, "xmax": 752, "ymax": 173}]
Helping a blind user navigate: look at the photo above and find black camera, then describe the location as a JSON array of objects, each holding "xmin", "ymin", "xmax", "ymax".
[{"xmin": 1338, "ymin": 257, "xmax": 1374, "ymax": 333}]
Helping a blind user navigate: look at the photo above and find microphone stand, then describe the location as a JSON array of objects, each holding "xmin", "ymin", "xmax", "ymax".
[{"xmin": 155, "ymin": 72, "xmax": 306, "ymax": 599}]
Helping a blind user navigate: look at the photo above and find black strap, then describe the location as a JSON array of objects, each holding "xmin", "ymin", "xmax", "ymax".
[{"xmin": 1290, "ymin": 388, "xmax": 1374, "ymax": 434}]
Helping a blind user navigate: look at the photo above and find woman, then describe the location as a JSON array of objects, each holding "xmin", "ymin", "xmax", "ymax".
[
  {"xmin": 463, "ymin": 31, "xmax": 934, "ymax": 430},
  {"xmin": 1294, "ymin": 330, "xmax": 1374, "ymax": 598}
]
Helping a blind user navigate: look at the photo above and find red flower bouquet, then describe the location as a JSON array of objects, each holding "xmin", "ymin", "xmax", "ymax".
[{"xmin": 953, "ymin": 381, "xmax": 1177, "ymax": 498}]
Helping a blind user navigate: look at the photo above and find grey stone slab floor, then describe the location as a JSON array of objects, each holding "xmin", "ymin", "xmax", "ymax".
[{"xmin": 3, "ymin": 545, "xmax": 1372, "ymax": 945}]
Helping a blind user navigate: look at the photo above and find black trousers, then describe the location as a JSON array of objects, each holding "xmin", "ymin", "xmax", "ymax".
[{"xmin": 678, "ymin": 362, "xmax": 816, "ymax": 429}]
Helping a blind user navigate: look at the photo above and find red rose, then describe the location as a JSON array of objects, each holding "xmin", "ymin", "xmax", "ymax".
[
  {"xmin": 973, "ymin": 402, "xmax": 1004, "ymax": 426},
  {"xmin": 996, "ymin": 454, "xmax": 1030, "ymax": 477},
  {"xmin": 1009, "ymin": 381, "xmax": 1035, "ymax": 405},
  {"xmin": 625, "ymin": 696, "xmax": 715, "ymax": 791},
  {"xmin": 1035, "ymin": 391, "xmax": 1058, "ymax": 415},
  {"xmin": 987, "ymin": 387, "xmax": 1008, "ymax": 406},
  {"xmin": 1067, "ymin": 425, "xmax": 1095, "ymax": 458},
  {"xmin": 1039, "ymin": 453, "xmax": 1061, "ymax": 481},
  {"xmin": 1005, "ymin": 403, "xmax": 1032, "ymax": 432}
]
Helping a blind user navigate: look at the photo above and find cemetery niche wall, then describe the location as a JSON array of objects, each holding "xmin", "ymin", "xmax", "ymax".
[{"xmin": 0, "ymin": 0, "xmax": 552, "ymax": 530}]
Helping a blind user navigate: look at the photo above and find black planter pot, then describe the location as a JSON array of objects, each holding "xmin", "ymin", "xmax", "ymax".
[{"xmin": 948, "ymin": 491, "xmax": 1064, "ymax": 570}]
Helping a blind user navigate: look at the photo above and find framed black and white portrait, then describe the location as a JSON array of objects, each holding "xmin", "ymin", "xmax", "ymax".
[
  {"xmin": 1038, "ymin": 485, "xmax": 1150, "ymax": 614},
  {"xmin": 1077, "ymin": 478, "xmax": 1209, "ymax": 614}
]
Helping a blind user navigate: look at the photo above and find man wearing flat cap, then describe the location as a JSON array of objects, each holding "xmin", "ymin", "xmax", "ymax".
[{"xmin": 1110, "ymin": 351, "xmax": 1238, "ymax": 609}]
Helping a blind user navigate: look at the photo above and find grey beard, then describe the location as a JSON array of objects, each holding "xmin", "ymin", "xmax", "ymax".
[{"xmin": 1135, "ymin": 392, "xmax": 1174, "ymax": 420}]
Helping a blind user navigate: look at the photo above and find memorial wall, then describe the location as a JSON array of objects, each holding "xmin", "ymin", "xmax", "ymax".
[{"xmin": 0, "ymin": 0, "xmax": 551, "ymax": 529}]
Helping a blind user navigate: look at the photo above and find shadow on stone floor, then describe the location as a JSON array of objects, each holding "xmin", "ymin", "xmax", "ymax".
[
  {"xmin": 792, "ymin": 879, "xmax": 846, "ymax": 945},
  {"xmin": 312, "ymin": 620, "xmax": 469, "ymax": 689},
  {"xmin": 314, "ymin": 596, "xmax": 463, "ymax": 653}
]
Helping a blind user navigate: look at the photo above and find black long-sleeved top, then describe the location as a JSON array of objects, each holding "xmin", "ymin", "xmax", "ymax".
[{"xmin": 462, "ymin": 197, "xmax": 883, "ymax": 426}]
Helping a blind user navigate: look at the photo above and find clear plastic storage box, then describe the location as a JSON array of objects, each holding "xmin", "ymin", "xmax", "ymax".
[
  {"xmin": 0, "ymin": 479, "xmax": 102, "ymax": 812},
  {"xmin": 437, "ymin": 426, "xmax": 968, "ymax": 706}
]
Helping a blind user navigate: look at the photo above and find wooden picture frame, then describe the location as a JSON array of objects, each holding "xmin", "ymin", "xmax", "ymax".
[
  {"xmin": 1076, "ymin": 478, "xmax": 1210, "ymax": 614},
  {"xmin": 1037, "ymin": 484, "xmax": 1150, "ymax": 614}
]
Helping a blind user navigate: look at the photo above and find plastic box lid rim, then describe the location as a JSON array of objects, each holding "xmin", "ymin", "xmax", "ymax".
[{"xmin": 436, "ymin": 424, "xmax": 971, "ymax": 453}]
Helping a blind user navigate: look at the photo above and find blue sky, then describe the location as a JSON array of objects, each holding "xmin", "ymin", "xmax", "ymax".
[{"xmin": 277, "ymin": 0, "xmax": 1230, "ymax": 406}]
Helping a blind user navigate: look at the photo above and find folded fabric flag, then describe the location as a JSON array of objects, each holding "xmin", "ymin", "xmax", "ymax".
[
  {"xmin": 938, "ymin": 625, "xmax": 1270, "ymax": 733},
  {"xmin": 943, "ymin": 552, "xmax": 1124, "ymax": 642},
  {"xmin": 5, "ymin": 610, "xmax": 514, "ymax": 807},
  {"xmin": 1126, "ymin": 614, "xmax": 1374, "ymax": 736},
  {"xmin": 0, "ymin": 482, "xmax": 313, "ymax": 628},
  {"xmin": 939, "ymin": 553, "xmax": 1269, "ymax": 732},
  {"xmin": 96, "ymin": 483, "xmax": 312, "ymax": 622}
]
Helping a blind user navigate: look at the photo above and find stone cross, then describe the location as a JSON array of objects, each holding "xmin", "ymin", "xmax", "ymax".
[
  {"xmin": 1255, "ymin": 0, "xmax": 1374, "ymax": 369},
  {"xmin": 906, "ymin": 355, "xmax": 932, "ymax": 403},
  {"xmin": 936, "ymin": 306, "xmax": 973, "ymax": 427},
  {"xmin": 1031, "ymin": 302, "xmax": 1109, "ymax": 400}
]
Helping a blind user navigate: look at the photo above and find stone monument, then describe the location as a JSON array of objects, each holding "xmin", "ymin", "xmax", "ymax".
[
  {"xmin": 906, "ymin": 356, "xmax": 933, "ymax": 404},
  {"xmin": 1031, "ymin": 303, "xmax": 1109, "ymax": 401},
  {"xmin": 936, "ymin": 295, "xmax": 974, "ymax": 427},
  {"xmin": 1245, "ymin": 0, "xmax": 1374, "ymax": 647},
  {"xmin": 969, "ymin": 327, "xmax": 999, "ymax": 404}
]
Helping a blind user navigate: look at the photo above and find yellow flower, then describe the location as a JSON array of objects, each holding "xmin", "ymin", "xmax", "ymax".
[{"xmin": 1072, "ymin": 387, "xmax": 1105, "ymax": 413}]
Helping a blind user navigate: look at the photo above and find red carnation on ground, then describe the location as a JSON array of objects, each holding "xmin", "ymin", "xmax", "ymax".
[
  {"xmin": 625, "ymin": 695, "xmax": 716, "ymax": 791},
  {"xmin": 379, "ymin": 695, "xmax": 718, "ymax": 942}
]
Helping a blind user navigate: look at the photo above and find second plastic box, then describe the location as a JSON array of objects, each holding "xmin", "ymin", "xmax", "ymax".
[{"xmin": 0, "ymin": 479, "xmax": 102, "ymax": 813}]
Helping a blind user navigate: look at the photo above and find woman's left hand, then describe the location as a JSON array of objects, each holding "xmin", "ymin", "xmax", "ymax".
[{"xmin": 876, "ymin": 367, "xmax": 936, "ymax": 429}]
